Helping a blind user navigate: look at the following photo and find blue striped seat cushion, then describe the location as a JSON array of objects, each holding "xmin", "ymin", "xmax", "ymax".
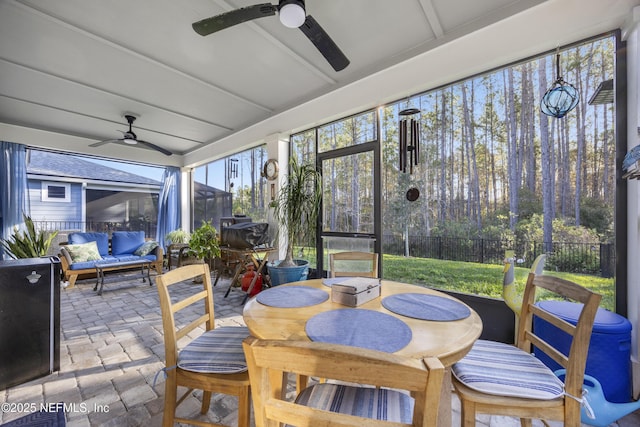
[
  {"xmin": 452, "ymin": 340, "xmax": 564, "ymax": 400},
  {"xmin": 291, "ymin": 383, "xmax": 413, "ymax": 424},
  {"xmin": 177, "ymin": 326, "xmax": 249, "ymax": 374}
]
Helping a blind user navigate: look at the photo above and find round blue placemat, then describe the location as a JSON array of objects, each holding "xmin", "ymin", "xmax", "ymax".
[
  {"xmin": 305, "ymin": 308, "xmax": 412, "ymax": 352},
  {"xmin": 256, "ymin": 285, "xmax": 329, "ymax": 308},
  {"xmin": 382, "ymin": 293, "xmax": 471, "ymax": 321}
]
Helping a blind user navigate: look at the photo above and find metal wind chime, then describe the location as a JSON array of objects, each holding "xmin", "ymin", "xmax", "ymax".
[
  {"xmin": 228, "ymin": 158, "xmax": 238, "ymax": 179},
  {"xmin": 398, "ymin": 108, "xmax": 420, "ymax": 174},
  {"xmin": 227, "ymin": 157, "xmax": 238, "ymax": 190}
]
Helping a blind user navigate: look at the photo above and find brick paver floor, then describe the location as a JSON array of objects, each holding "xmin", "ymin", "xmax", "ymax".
[{"xmin": 1, "ymin": 270, "xmax": 638, "ymax": 426}]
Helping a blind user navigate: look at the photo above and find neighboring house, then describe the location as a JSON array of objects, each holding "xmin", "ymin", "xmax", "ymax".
[
  {"xmin": 26, "ymin": 150, "xmax": 162, "ymax": 235},
  {"xmin": 26, "ymin": 150, "xmax": 233, "ymax": 239}
]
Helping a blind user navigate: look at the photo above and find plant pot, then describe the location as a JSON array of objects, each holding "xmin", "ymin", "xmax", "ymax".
[{"xmin": 268, "ymin": 259, "xmax": 309, "ymax": 286}]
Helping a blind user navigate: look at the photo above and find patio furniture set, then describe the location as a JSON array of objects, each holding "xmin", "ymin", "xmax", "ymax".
[
  {"xmin": 52, "ymin": 235, "xmax": 608, "ymax": 426},
  {"xmin": 150, "ymin": 250, "xmax": 601, "ymax": 427},
  {"xmin": 57, "ymin": 224, "xmax": 277, "ymax": 301},
  {"xmin": 59, "ymin": 231, "xmax": 163, "ymax": 291}
]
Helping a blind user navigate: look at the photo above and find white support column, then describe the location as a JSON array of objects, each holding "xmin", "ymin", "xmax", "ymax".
[
  {"xmin": 180, "ymin": 167, "xmax": 191, "ymax": 232},
  {"xmin": 624, "ymin": 5, "xmax": 640, "ymax": 399},
  {"xmin": 263, "ymin": 133, "xmax": 289, "ymax": 262},
  {"xmin": 81, "ymin": 182, "xmax": 87, "ymax": 232}
]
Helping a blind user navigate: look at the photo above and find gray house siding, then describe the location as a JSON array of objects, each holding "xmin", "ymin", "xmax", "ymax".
[
  {"xmin": 28, "ymin": 179, "xmax": 82, "ymax": 223},
  {"xmin": 26, "ymin": 151, "xmax": 163, "ymax": 234}
]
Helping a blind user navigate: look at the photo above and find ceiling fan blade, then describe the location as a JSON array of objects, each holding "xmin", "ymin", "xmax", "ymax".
[
  {"xmin": 193, "ymin": 3, "xmax": 277, "ymax": 36},
  {"xmin": 299, "ymin": 15, "xmax": 349, "ymax": 71},
  {"xmin": 137, "ymin": 140, "xmax": 173, "ymax": 156},
  {"xmin": 90, "ymin": 138, "xmax": 121, "ymax": 148}
]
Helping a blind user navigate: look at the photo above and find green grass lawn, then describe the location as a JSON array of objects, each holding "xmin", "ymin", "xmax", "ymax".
[
  {"xmin": 382, "ymin": 254, "xmax": 616, "ymax": 311},
  {"xmin": 293, "ymin": 247, "xmax": 616, "ymax": 311}
]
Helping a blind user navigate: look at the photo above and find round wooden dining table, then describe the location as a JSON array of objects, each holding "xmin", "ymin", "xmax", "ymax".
[{"xmin": 242, "ymin": 278, "xmax": 483, "ymax": 426}]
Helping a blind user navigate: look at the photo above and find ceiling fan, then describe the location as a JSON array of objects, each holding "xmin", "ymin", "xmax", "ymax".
[
  {"xmin": 192, "ymin": 0, "xmax": 350, "ymax": 72},
  {"xmin": 92, "ymin": 115, "xmax": 172, "ymax": 156}
]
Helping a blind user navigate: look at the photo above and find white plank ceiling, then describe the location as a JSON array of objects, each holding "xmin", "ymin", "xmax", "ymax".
[{"xmin": 0, "ymin": 0, "xmax": 637, "ymax": 167}]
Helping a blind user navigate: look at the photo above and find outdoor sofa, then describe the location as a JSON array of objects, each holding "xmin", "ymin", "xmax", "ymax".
[{"xmin": 59, "ymin": 231, "xmax": 163, "ymax": 288}]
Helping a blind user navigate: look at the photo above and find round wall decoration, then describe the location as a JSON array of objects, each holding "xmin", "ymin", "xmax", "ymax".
[
  {"xmin": 263, "ymin": 159, "xmax": 279, "ymax": 180},
  {"xmin": 406, "ymin": 187, "xmax": 420, "ymax": 202}
]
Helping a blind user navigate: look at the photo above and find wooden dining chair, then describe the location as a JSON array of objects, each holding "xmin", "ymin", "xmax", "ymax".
[
  {"xmin": 243, "ymin": 336, "xmax": 444, "ymax": 427},
  {"xmin": 451, "ymin": 273, "xmax": 601, "ymax": 427},
  {"xmin": 156, "ymin": 263, "xmax": 251, "ymax": 427},
  {"xmin": 329, "ymin": 251, "xmax": 379, "ymax": 278}
]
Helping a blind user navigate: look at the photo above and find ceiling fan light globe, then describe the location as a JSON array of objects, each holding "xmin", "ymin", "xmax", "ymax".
[
  {"xmin": 279, "ymin": 2, "xmax": 305, "ymax": 28},
  {"xmin": 123, "ymin": 129, "xmax": 138, "ymax": 144}
]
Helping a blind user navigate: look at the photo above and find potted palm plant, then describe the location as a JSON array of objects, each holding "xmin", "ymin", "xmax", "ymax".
[{"xmin": 269, "ymin": 156, "xmax": 322, "ymax": 285}]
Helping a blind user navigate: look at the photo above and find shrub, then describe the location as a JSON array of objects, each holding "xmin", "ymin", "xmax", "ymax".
[{"xmin": 188, "ymin": 220, "xmax": 220, "ymax": 263}]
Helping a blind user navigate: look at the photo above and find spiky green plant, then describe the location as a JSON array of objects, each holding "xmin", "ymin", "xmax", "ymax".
[
  {"xmin": 271, "ymin": 157, "xmax": 322, "ymax": 267},
  {"xmin": 165, "ymin": 228, "xmax": 191, "ymax": 245},
  {"xmin": 0, "ymin": 214, "xmax": 59, "ymax": 259}
]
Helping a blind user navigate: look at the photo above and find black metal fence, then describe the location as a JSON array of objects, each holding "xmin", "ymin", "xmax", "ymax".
[
  {"xmin": 33, "ymin": 221, "xmax": 615, "ymax": 277},
  {"xmin": 383, "ymin": 234, "xmax": 615, "ymax": 278}
]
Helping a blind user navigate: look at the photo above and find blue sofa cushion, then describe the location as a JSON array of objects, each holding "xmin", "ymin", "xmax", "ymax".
[
  {"xmin": 68, "ymin": 261, "xmax": 98, "ymax": 270},
  {"xmin": 142, "ymin": 254, "xmax": 157, "ymax": 262},
  {"xmin": 115, "ymin": 255, "xmax": 141, "ymax": 262},
  {"xmin": 68, "ymin": 255, "xmax": 156, "ymax": 270},
  {"xmin": 68, "ymin": 232, "xmax": 109, "ymax": 257},
  {"xmin": 111, "ymin": 231, "xmax": 145, "ymax": 255},
  {"xmin": 67, "ymin": 256, "xmax": 118, "ymax": 270}
]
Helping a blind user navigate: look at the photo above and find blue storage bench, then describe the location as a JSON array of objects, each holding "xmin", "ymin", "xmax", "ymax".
[{"xmin": 533, "ymin": 300, "xmax": 632, "ymax": 403}]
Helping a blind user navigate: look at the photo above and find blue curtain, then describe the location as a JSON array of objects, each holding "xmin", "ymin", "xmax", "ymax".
[
  {"xmin": 0, "ymin": 142, "xmax": 29, "ymax": 259},
  {"xmin": 156, "ymin": 166, "xmax": 181, "ymax": 249}
]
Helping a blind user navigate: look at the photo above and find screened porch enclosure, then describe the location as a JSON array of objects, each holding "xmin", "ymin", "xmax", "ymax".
[{"xmin": 193, "ymin": 182, "xmax": 233, "ymax": 232}]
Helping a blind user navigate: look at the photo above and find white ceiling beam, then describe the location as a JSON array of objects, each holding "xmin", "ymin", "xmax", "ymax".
[{"xmin": 418, "ymin": 0, "xmax": 444, "ymax": 38}]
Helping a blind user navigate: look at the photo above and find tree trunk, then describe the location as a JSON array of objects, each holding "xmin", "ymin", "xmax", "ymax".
[
  {"xmin": 538, "ymin": 57, "xmax": 553, "ymax": 252},
  {"xmin": 462, "ymin": 82, "xmax": 482, "ymax": 229},
  {"xmin": 505, "ymin": 69, "xmax": 519, "ymax": 230},
  {"xmin": 439, "ymin": 92, "xmax": 447, "ymax": 223}
]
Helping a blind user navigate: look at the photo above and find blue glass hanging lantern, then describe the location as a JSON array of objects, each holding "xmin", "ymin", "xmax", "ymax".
[{"xmin": 541, "ymin": 50, "xmax": 579, "ymax": 118}]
